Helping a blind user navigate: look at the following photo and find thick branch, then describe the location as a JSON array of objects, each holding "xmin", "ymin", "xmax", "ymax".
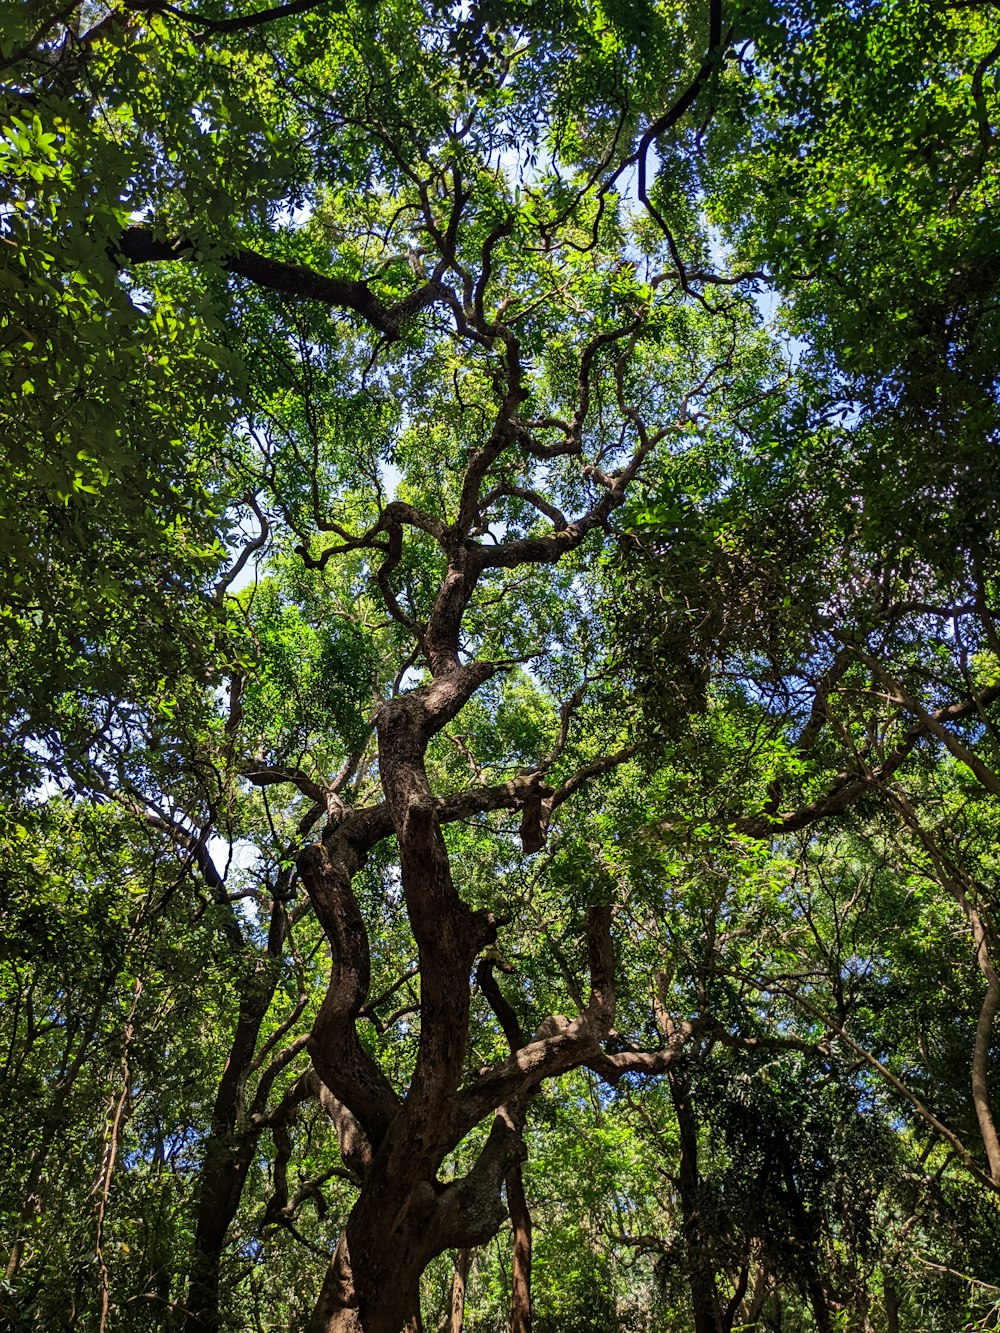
[
  {"xmin": 174, "ymin": 0, "xmax": 332, "ymax": 35},
  {"xmin": 477, "ymin": 957, "xmax": 527, "ymax": 1051},
  {"xmin": 586, "ymin": 1021, "xmax": 701, "ymax": 1086},
  {"xmin": 432, "ymin": 1111, "xmax": 526, "ymax": 1250},
  {"xmin": 245, "ymin": 765, "xmax": 327, "ymax": 804},
  {"xmin": 474, "ymin": 959, "xmax": 537, "ymax": 1331},
  {"xmin": 113, "ymin": 227, "xmax": 447, "ymax": 338},
  {"xmin": 297, "ymin": 835, "xmax": 402, "ymax": 1147}
]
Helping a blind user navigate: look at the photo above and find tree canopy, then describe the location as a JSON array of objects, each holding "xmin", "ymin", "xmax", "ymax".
[{"xmin": 2, "ymin": 1, "xmax": 1000, "ymax": 1331}]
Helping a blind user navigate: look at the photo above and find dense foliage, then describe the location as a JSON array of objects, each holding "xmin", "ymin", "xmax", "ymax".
[{"xmin": 2, "ymin": 1, "xmax": 1000, "ymax": 1330}]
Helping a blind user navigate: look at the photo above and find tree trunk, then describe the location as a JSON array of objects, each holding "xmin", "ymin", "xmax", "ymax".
[
  {"xmin": 668, "ymin": 1069, "xmax": 722, "ymax": 1333},
  {"xmin": 966, "ymin": 900, "xmax": 1000, "ymax": 1179},
  {"xmin": 887, "ymin": 789, "xmax": 1000, "ymax": 1179},
  {"xmin": 95, "ymin": 977, "xmax": 142, "ymax": 1333},
  {"xmin": 507, "ymin": 1164, "xmax": 532, "ymax": 1333},
  {"xmin": 309, "ymin": 1231, "xmax": 428, "ymax": 1333},
  {"xmin": 185, "ymin": 1128, "xmax": 261, "ymax": 1333},
  {"xmin": 884, "ymin": 1274, "xmax": 900, "ymax": 1333},
  {"xmin": 302, "ymin": 673, "xmax": 618, "ymax": 1333},
  {"xmin": 185, "ymin": 900, "xmax": 286, "ymax": 1333},
  {"xmin": 447, "ymin": 1249, "xmax": 471, "ymax": 1333}
]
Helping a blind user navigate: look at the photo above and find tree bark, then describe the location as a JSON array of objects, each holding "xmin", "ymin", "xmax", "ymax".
[
  {"xmin": 184, "ymin": 989, "xmax": 276, "ymax": 1333},
  {"xmin": 447, "ymin": 1249, "xmax": 471, "ymax": 1333},
  {"xmin": 288, "ymin": 316, "xmax": 690, "ymax": 1327},
  {"xmin": 884, "ymin": 1274, "xmax": 901, "ymax": 1333},
  {"xmin": 304, "ymin": 668, "xmax": 512, "ymax": 1333},
  {"xmin": 95, "ymin": 977, "xmax": 142, "ymax": 1333},
  {"xmin": 301, "ymin": 843, "xmax": 618, "ymax": 1330},
  {"xmin": 668, "ymin": 1068, "xmax": 722, "ymax": 1333},
  {"xmin": 966, "ymin": 900, "xmax": 1000, "ymax": 1180},
  {"xmin": 506, "ymin": 1164, "xmax": 533, "ymax": 1333},
  {"xmin": 185, "ymin": 889, "xmax": 287, "ymax": 1333}
]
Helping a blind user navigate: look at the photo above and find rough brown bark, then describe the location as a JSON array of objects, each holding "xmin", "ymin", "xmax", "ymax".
[
  {"xmin": 967, "ymin": 898, "xmax": 1000, "ymax": 1180},
  {"xmin": 506, "ymin": 1164, "xmax": 533, "ymax": 1333},
  {"xmin": 291, "ymin": 666, "xmax": 687, "ymax": 1333},
  {"xmin": 302, "ymin": 667, "xmax": 514, "ymax": 1333},
  {"xmin": 300, "ymin": 871, "xmax": 687, "ymax": 1332},
  {"xmin": 476, "ymin": 958, "xmax": 533, "ymax": 1333},
  {"xmin": 301, "ymin": 838, "xmax": 622, "ymax": 1331},
  {"xmin": 447, "ymin": 1249, "xmax": 471, "ymax": 1333}
]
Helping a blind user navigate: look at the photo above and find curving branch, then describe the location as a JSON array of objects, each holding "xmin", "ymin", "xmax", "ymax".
[
  {"xmin": 245, "ymin": 765, "xmax": 327, "ymax": 805},
  {"xmin": 856, "ymin": 651, "xmax": 1000, "ymax": 795},
  {"xmin": 112, "ymin": 227, "xmax": 450, "ymax": 338},
  {"xmin": 297, "ymin": 835, "xmax": 402, "ymax": 1147},
  {"xmin": 171, "ymin": 0, "xmax": 333, "ymax": 37},
  {"xmin": 453, "ymin": 906, "xmax": 615, "ymax": 1132},
  {"xmin": 734, "ymin": 683, "xmax": 1000, "ymax": 839},
  {"xmin": 0, "ymin": 2, "xmax": 83, "ymax": 76}
]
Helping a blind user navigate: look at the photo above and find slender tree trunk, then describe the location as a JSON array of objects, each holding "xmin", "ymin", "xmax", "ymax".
[
  {"xmin": 476, "ymin": 953, "xmax": 535, "ymax": 1333},
  {"xmin": 5, "ymin": 1001, "xmax": 107, "ymax": 1280},
  {"xmin": 95, "ymin": 977, "xmax": 142, "ymax": 1333},
  {"xmin": 668, "ymin": 1069, "xmax": 722, "ymax": 1333},
  {"xmin": 884, "ymin": 1274, "xmax": 900, "ymax": 1333},
  {"xmin": 185, "ymin": 904, "xmax": 285, "ymax": 1333},
  {"xmin": 507, "ymin": 1164, "xmax": 532, "ymax": 1333},
  {"xmin": 766, "ymin": 1293, "xmax": 783, "ymax": 1331},
  {"xmin": 774, "ymin": 1154, "xmax": 832, "ymax": 1333},
  {"xmin": 966, "ymin": 900, "xmax": 1000, "ymax": 1179},
  {"xmin": 447, "ymin": 1249, "xmax": 471, "ymax": 1333},
  {"xmin": 721, "ymin": 1262, "xmax": 749, "ymax": 1333}
]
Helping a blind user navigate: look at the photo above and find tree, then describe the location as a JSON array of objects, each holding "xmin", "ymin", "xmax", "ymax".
[{"xmin": 3, "ymin": 1, "xmax": 1000, "ymax": 1330}]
